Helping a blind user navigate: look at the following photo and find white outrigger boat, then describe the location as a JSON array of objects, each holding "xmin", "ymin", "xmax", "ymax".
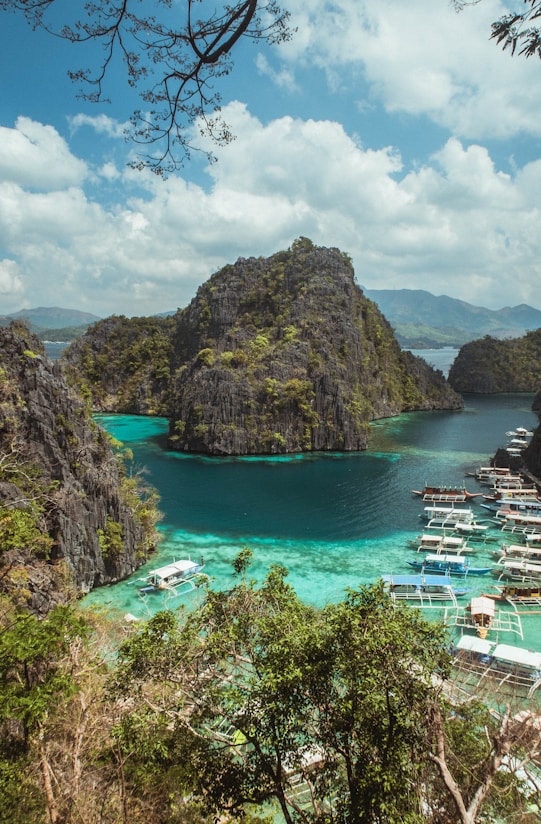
[
  {"xmin": 445, "ymin": 596, "xmax": 523, "ymax": 640},
  {"xmin": 468, "ymin": 466, "xmax": 519, "ymax": 484},
  {"xmin": 494, "ymin": 558, "xmax": 541, "ymax": 586},
  {"xmin": 452, "ymin": 636, "xmax": 541, "ymax": 700},
  {"xmin": 421, "ymin": 505, "xmax": 474, "ymax": 523},
  {"xmin": 451, "ymin": 520, "xmax": 496, "ymax": 541},
  {"xmin": 494, "ymin": 543, "xmax": 541, "ymax": 564},
  {"xmin": 407, "ymin": 532, "xmax": 472, "ymax": 554},
  {"xmin": 425, "ymin": 517, "xmax": 491, "ymax": 538},
  {"xmin": 382, "ymin": 573, "xmax": 470, "ymax": 608},
  {"xmin": 139, "ymin": 557, "xmax": 205, "ymax": 595}
]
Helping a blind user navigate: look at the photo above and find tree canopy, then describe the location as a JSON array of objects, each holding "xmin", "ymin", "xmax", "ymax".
[
  {"xmin": 0, "ymin": 0, "xmax": 292, "ymax": 174},
  {"xmin": 108, "ymin": 553, "xmax": 538, "ymax": 823},
  {"xmin": 1, "ymin": 550, "xmax": 539, "ymax": 821}
]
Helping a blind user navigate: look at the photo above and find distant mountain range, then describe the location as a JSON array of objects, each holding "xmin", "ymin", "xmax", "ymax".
[
  {"xmin": 363, "ymin": 289, "xmax": 541, "ymax": 348},
  {"xmin": 0, "ymin": 307, "xmax": 101, "ymax": 341},
  {"xmin": 3, "ymin": 292, "xmax": 541, "ymax": 349}
]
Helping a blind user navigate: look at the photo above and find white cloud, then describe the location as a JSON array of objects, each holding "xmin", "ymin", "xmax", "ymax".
[
  {"xmin": 0, "ymin": 109, "xmax": 540, "ymax": 317},
  {"xmin": 274, "ymin": 0, "xmax": 541, "ymax": 141},
  {"xmin": 98, "ymin": 162, "xmax": 121, "ymax": 181},
  {"xmin": 0, "ymin": 259, "xmax": 24, "ymax": 309},
  {"xmin": 68, "ymin": 113, "xmax": 128, "ymax": 140},
  {"xmin": 255, "ymin": 53, "xmax": 299, "ymax": 92},
  {"xmin": 0, "ymin": 117, "xmax": 88, "ymax": 190}
]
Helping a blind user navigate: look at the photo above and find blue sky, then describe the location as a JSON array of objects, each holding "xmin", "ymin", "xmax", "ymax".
[{"xmin": 1, "ymin": 0, "xmax": 541, "ymax": 319}]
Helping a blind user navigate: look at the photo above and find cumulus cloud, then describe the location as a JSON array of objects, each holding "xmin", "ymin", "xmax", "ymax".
[
  {"xmin": 0, "ymin": 108, "xmax": 540, "ymax": 317},
  {"xmin": 68, "ymin": 113, "xmax": 128, "ymax": 140},
  {"xmin": 255, "ymin": 53, "xmax": 299, "ymax": 92},
  {"xmin": 0, "ymin": 259, "xmax": 24, "ymax": 308},
  {"xmin": 275, "ymin": 0, "xmax": 541, "ymax": 141},
  {"xmin": 0, "ymin": 117, "xmax": 88, "ymax": 190}
]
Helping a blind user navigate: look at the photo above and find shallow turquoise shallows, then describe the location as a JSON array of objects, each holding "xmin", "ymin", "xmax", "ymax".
[{"xmin": 82, "ymin": 392, "xmax": 541, "ymax": 653}]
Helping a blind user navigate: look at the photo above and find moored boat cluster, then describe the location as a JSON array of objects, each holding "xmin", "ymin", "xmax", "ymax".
[{"xmin": 383, "ymin": 424, "xmax": 541, "ymax": 699}]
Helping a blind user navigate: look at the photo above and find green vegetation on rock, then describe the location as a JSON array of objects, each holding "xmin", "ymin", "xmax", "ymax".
[
  {"xmin": 63, "ymin": 314, "xmax": 176, "ymax": 415},
  {"xmin": 63, "ymin": 240, "xmax": 462, "ymax": 456},
  {"xmin": 448, "ymin": 329, "xmax": 541, "ymax": 393},
  {"xmin": 0, "ymin": 323, "xmax": 161, "ymax": 613}
]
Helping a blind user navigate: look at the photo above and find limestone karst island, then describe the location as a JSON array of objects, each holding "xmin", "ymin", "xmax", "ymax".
[{"xmin": 2, "ymin": 239, "xmax": 541, "ymax": 823}]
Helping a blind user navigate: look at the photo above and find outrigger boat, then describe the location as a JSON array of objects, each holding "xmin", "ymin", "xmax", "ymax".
[
  {"xmin": 445, "ymin": 596, "xmax": 523, "ymax": 640},
  {"xmin": 450, "ymin": 520, "xmax": 496, "ymax": 541},
  {"xmin": 467, "ymin": 466, "xmax": 519, "ymax": 484},
  {"xmin": 483, "ymin": 486, "xmax": 539, "ymax": 502},
  {"xmin": 494, "ymin": 543, "xmax": 541, "ymax": 564},
  {"xmin": 451, "ymin": 636, "xmax": 541, "ymax": 699},
  {"xmin": 425, "ymin": 517, "xmax": 491, "ymax": 537},
  {"xmin": 494, "ymin": 559, "xmax": 541, "ymax": 585},
  {"xmin": 506, "ymin": 427, "xmax": 534, "ymax": 439},
  {"xmin": 421, "ymin": 505, "xmax": 474, "ymax": 522},
  {"xmin": 411, "ymin": 484, "xmax": 482, "ymax": 502},
  {"xmin": 500, "ymin": 519, "xmax": 541, "ymax": 540},
  {"xmin": 485, "ymin": 582, "xmax": 541, "ymax": 612},
  {"xmin": 139, "ymin": 557, "xmax": 205, "ymax": 595},
  {"xmin": 485, "ymin": 498, "xmax": 541, "ymax": 518},
  {"xmin": 407, "ymin": 532, "xmax": 473, "ymax": 554},
  {"xmin": 382, "ymin": 573, "xmax": 470, "ymax": 607},
  {"xmin": 407, "ymin": 554, "xmax": 493, "ymax": 577}
]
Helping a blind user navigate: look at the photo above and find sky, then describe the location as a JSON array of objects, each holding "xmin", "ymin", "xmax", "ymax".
[{"xmin": 1, "ymin": 0, "xmax": 541, "ymax": 320}]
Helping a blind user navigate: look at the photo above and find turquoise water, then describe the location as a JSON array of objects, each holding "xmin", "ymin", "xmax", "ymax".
[{"xmin": 82, "ymin": 393, "xmax": 541, "ymax": 651}]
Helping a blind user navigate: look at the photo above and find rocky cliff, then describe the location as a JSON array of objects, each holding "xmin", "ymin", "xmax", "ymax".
[
  {"xmin": 0, "ymin": 323, "xmax": 159, "ymax": 615},
  {"xmin": 63, "ymin": 314, "xmax": 175, "ymax": 414},
  {"xmin": 448, "ymin": 330, "xmax": 541, "ymax": 393},
  {"xmin": 167, "ymin": 239, "xmax": 462, "ymax": 454}
]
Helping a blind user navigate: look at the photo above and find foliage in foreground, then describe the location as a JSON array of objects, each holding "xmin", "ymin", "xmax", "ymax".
[{"xmin": 0, "ymin": 554, "xmax": 539, "ymax": 823}]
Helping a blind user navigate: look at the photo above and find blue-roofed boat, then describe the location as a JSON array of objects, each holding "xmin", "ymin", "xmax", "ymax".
[
  {"xmin": 407, "ymin": 554, "xmax": 494, "ymax": 577},
  {"xmin": 382, "ymin": 573, "xmax": 471, "ymax": 607}
]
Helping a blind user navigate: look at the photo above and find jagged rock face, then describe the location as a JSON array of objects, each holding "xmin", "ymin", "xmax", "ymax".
[
  {"xmin": 0, "ymin": 324, "xmax": 153, "ymax": 614},
  {"xmin": 168, "ymin": 240, "xmax": 463, "ymax": 455},
  {"xmin": 63, "ymin": 314, "xmax": 175, "ymax": 415}
]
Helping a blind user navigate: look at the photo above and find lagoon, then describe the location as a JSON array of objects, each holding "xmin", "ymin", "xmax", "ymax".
[{"xmin": 82, "ymin": 391, "xmax": 541, "ymax": 651}]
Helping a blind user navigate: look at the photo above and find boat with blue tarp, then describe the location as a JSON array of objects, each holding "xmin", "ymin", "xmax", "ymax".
[{"xmin": 407, "ymin": 554, "xmax": 494, "ymax": 577}]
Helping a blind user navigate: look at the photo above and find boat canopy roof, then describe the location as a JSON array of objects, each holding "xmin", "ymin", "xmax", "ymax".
[
  {"xmin": 500, "ymin": 560, "xmax": 541, "ymax": 572},
  {"xmin": 470, "ymin": 596, "xmax": 495, "ymax": 617},
  {"xmin": 419, "ymin": 534, "xmax": 466, "ymax": 546},
  {"xmin": 456, "ymin": 635, "xmax": 495, "ymax": 655},
  {"xmin": 149, "ymin": 559, "xmax": 200, "ymax": 580},
  {"xmin": 492, "ymin": 644, "xmax": 541, "ymax": 669},
  {"xmin": 502, "ymin": 544, "xmax": 541, "ymax": 557},
  {"xmin": 424, "ymin": 553, "xmax": 470, "ymax": 564},
  {"xmin": 383, "ymin": 573, "xmax": 454, "ymax": 587},
  {"xmin": 423, "ymin": 506, "xmax": 472, "ymax": 516},
  {"xmin": 503, "ymin": 514, "xmax": 541, "ymax": 525}
]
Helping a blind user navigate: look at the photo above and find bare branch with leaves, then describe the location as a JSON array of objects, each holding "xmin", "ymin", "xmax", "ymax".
[{"xmin": 0, "ymin": 0, "xmax": 294, "ymax": 173}]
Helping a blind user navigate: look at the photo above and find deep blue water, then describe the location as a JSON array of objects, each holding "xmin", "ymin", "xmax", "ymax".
[{"xmin": 81, "ymin": 390, "xmax": 541, "ymax": 651}]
